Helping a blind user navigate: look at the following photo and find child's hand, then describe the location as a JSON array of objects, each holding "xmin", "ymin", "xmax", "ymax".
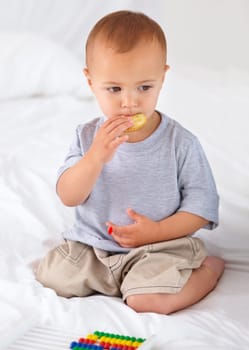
[
  {"xmin": 89, "ymin": 116, "xmax": 133, "ymax": 164},
  {"xmin": 106, "ymin": 208, "xmax": 161, "ymax": 248}
]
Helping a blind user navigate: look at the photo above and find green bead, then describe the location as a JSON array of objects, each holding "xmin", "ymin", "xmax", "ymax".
[{"xmin": 138, "ymin": 338, "xmax": 145, "ymax": 342}]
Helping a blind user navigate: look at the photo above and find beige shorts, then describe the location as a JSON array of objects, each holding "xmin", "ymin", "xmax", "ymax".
[{"xmin": 36, "ymin": 236, "xmax": 206, "ymax": 300}]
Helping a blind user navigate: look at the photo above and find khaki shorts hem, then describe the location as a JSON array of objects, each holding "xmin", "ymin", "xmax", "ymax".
[{"xmin": 122, "ymin": 269, "xmax": 192, "ymax": 300}]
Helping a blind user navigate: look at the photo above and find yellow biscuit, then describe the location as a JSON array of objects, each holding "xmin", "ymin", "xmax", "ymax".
[{"xmin": 124, "ymin": 113, "xmax": 147, "ymax": 133}]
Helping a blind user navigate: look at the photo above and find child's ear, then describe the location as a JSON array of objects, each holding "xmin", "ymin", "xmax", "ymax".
[
  {"xmin": 83, "ymin": 68, "xmax": 92, "ymax": 87},
  {"xmin": 165, "ymin": 64, "xmax": 170, "ymax": 72},
  {"xmin": 162, "ymin": 64, "xmax": 170, "ymax": 83}
]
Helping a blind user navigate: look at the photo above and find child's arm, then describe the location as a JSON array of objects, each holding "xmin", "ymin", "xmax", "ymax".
[
  {"xmin": 56, "ymin": 150, "xmax": 104, "ymax": 206},
  {"xmin": 157, "ymin": 211, "xmax": 209, "ymax": 241},
  {"xmin": 57, "ymin": 116, "xmax": 132, "ymax": 206},
  {"xmin": 106, "ymin": 208, "xmax": 209, "ymax": 248}
]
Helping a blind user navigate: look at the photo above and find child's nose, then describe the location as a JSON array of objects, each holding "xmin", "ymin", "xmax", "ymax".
[{"xmin": 121, "ymin": 91, "xmax": 138, "ymax": 109}]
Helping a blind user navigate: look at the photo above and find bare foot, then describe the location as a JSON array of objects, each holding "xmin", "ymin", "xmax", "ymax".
[{"xmin": 202, "ymin": 256, "xmax": 225, "ymax": 280}]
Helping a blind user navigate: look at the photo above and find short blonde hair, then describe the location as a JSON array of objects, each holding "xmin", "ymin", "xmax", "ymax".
[{"xmin": 85, "ymin": 10, "xmax": 167, "ymax": 65}]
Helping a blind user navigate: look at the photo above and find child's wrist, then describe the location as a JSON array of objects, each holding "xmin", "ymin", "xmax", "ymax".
[{"xmin": 86, "ymin": 148, "xmax": 105, "ymax": 168}]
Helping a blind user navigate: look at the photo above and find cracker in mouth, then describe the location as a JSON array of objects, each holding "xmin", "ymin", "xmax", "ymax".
[{"xmin": 124, "ymin": 113, "xmax": 147, "ymax": 133}]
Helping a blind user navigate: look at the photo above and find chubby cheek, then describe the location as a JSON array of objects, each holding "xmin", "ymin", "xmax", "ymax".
[
  {"xmin": 143, "ymin": 94, "xmax": 159, "ymax": 116},
  {"xmin": 94, "ymin": 93, "xmax": 118, "ymax": 117}
]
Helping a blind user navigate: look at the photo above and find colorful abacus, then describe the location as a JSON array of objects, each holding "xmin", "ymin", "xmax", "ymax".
[{"xmin": 70, "ymin": 330, "xmax": 146, "ymax": 350}]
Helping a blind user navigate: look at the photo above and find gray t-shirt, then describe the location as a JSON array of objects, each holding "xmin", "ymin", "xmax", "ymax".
[{"xmin": 57, "ymin": 113, "xmax": 219, "ymax": 252}]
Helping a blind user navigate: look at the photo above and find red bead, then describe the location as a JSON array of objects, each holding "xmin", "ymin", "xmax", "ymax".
[{"xmin": 79, "ymin": 338, "xmax": 86, "ymax": 343}]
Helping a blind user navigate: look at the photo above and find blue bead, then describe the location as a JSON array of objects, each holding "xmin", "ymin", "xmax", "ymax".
[{"xmin": 70, "ymin": 341, "xmax": 78, "ymax": 349}]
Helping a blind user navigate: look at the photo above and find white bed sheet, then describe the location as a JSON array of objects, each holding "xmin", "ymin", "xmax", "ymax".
[{"xmin": 0, "ymin": 95, "xmax": 249, "ymax": 349}]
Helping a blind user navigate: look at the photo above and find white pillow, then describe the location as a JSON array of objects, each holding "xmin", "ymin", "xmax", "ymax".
[{"xmin": 0, "ymin": 32, "xmax": 91, "ymax": 99}]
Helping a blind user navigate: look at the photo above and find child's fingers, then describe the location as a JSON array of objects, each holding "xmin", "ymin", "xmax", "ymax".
[
  {"xmin": 110, "ymin": 134, "xmax": 129, "ymax": 147},
  {"xmin": 104, "ymin": 117, "xmax": 133, "ymax": 136}
]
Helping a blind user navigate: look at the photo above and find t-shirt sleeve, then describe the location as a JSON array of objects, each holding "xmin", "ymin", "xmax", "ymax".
[
  {"xmin": 56, "ymin": 125, "xmax": 83, "ymax": 184},
  {"xmin": 177, "ymin": 137, "xmax": 219, "ymax": 229}
]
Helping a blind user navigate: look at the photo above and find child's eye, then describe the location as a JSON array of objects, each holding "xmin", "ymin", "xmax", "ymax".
[
  {"xmin": 107, "ymin": 86, "xmax": 121, "ymax": 93},
  {"xmin": 138, "ymin": 85, "xmax": 152, "ymax": 92}
]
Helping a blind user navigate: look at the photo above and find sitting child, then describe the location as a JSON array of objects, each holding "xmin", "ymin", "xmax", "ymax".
[{"xmin": 36, "ymin": 10, "xmax": 224, "ymax": 314}]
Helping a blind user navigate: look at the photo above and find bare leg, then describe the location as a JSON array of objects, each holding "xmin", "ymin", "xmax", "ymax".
[{"xmin": 126, "ymin": 256, "xmax": 225, "ymax": 314}]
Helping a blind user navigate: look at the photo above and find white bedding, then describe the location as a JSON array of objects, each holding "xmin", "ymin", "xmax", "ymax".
[{"xmin": 1, "ymin": 1, "xmax": 249, "ymax": 349}]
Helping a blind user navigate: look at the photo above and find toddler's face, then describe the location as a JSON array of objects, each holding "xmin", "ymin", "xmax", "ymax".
[{"xmin": 84, "ymin": 40, "xmax": 167, "ymax": 121}]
